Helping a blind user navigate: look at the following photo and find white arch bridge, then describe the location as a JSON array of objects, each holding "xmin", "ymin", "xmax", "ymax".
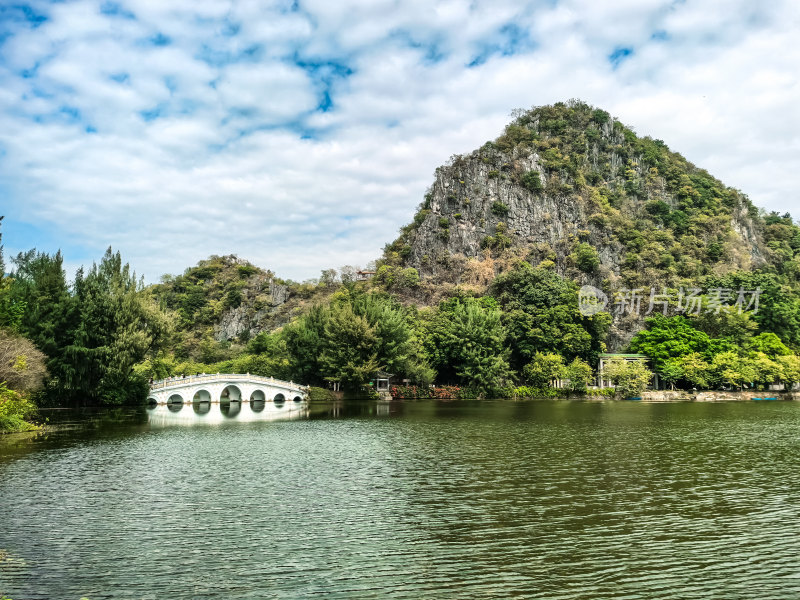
[{"xmin": 147, "ymin": 373, "xmax": 308, "ymax": 406}]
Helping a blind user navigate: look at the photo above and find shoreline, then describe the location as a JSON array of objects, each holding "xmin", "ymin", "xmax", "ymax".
[{"xmin": 385, "ymin": 391, "xmax": 799, "ymax": 402}]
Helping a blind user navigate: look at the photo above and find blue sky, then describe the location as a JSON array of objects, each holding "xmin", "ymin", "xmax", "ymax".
[{"xmin": 1, "ymin": 0, "xmax": 798, "ymax": 282}]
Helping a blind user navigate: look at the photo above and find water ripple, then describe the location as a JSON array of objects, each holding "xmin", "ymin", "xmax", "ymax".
[{"xmin": 1, "ymin": 401, "xmax": 800, "ymax": 598}]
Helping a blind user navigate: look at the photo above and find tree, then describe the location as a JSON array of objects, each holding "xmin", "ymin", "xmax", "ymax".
[
  {"xmin": 659, "ymin": 358, "xmax": 683, "ymax": 390},
  {"xmin": 0, "ymin": 383, "xmax": 39, "ymax": 433},
  {"xmin": 564, "ymin": 357, "xmax": 594, "ymax": 392},
  {"xmin": 748, "ymin": 352, "xmax": 783, "ymax": 388},
  {"xmin": 339, "ymin": 265, "xmax": 357, "ymax": 285},
  {"xmin": 520, "ymin": 170, "xmax": 544, "ymax": 193},
  {"xmin": 9, "ymin": 249, "xmax": 77, "ymax": 398},
  {"xmin": 320, "ymin": 303, "xmax": 380, "ymax": 388},
  {"xmin": 0, "ymin": 330, "xmax": 47, "ymax": 392},
  {"xmin": 604, "ymin": 357, "xmax": 653, "ymax": 397},
  {"xmin": 747, "ymin": 332, "xmax": 792, "ymax": 358},
  {"xmin": 0, "ymin": 276, "xmax": 25, "ymax": 331},
  {"xmin": 0, "ymin": 216, "xmax": 4, "ymax": 276},
  {"xmin": 491, "ymin": 262, "xmax": 609, "ymax": 369},
  {"xmin": 426, "ymin": 297, "xmax": 511, "ymax": 394},
  {"xmin": 703, "ymin": 271, "xmax": 800, "ymax": 350},
  {"xmin": 710, "ymin": 351, "xmax": 756, "ymax": 390},
  {"xmin": 60, "ymin": 248, "xmax": 172, "ymax": 404},
  {"xmin": 522, "ymin": 352, "xmax": 565, "ymax": 388},
  {"xmin": 777, "ymin": 355, "xmax": 800, "ymax": 388},
  {"xmin": 284, "ymin": 290, "xmax": 432, "ymax": 389},
  {"xmin": 573, "ymin": 243, "xmax": 600, "ymax": 273},
  {"xmin": 689, "ymin": 307, "xmax": 758, "ymax": 346},
  {"xmin": 283, "ymin": 303, "xmax": 328, "ymax": 385},
  {"xmin": 678, "ymin": 353, "xmax": 711, "ymax": 389},
  {"xmin": 0, "ymin": 217, "xmax": 25, "ymax": 331},
  {"xmin": 629, "ymin": 315, "xmax": 731, "ymax": 372},
  {"xmin": 319, "ymin": 268, "xmax": 338, "ymax": 287},
  {"xmin": 9, "ymin": 249, "xmax": 74, "ymax": 367},
  {"xmin": 235, "ymin": 334, "xmax": 291, "ymax": 380}
]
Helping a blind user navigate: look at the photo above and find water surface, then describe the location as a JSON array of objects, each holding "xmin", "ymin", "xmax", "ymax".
[{"xmin": 2, "ymin": 400, "xmax": 800, "ymax": 599}]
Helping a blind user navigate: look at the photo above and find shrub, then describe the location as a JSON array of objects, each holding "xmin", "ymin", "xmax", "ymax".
[
  {"xmin": 481, "ymin": 234, "xmax": 512, "ymax": 250},
  {"xmin": 521, "ymin": 170, "xmax": 544, "ymax": 193},
  {"xmin": 0, "ymin": 384, "xmax": 39, "ymax": 433},
  {"xmin": 0, "ymin": 331, "xmax": 47, "ymax": 392},
  {"xmin": 438, "ymin": 217, "xmax": 450, "ymax": 229},
  {"xmin": 400, "ymin": 268, "xmax": 420, "ymax": 288},
  {"xmin": 224, "ymin": 287, "xmax": 243, "ymax": 309},
  {"xmin": 564, "ymin": 357, "xmax": 594, "ymax": 391},
  {"xmin": 491, "ymin": 201, "xmax": 509, "ymax": 216},
  {"xmin": 574, "ymin": 242, "xmax": 600, "ymax": 273},
  {"xmin": 237, "ymin": 264, "xmax": 258, "ymax": 278},
  {"xmin": 585, "ymin": 387, "xmax": 615, "ymax": 397},
  {"xmin": 307, "ymin": 386, "xmax": 337, "ymax": 401},
  {"xmin": 375, "ymin": 264, "xmax": 396, "ymax": 287},
  {"xmin": 512, "ymin": 385, "xmax": 559, "ymax": 398},
  {"xmin": 390, "ymin": 385, "xmax": 466, "ymax": 399}
]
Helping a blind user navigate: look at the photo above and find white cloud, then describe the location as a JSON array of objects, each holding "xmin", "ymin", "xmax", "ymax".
[{"xmin": 1, "ymin": 0, "xmax": 799, "ymax": 283}]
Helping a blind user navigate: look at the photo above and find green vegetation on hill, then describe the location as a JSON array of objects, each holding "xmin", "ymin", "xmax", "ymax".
[
  {"xmin": 150, "ymin": 254, "xmax": 334, "ymax": 363},
  {"xmin": 386, "ymin": 99, "xmax": 800, "ymax": 296}
]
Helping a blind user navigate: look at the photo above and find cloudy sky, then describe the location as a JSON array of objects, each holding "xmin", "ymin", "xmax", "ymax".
[{"xmin": 1, "ymin": 0, "xmax": 798, "ymax": 282}]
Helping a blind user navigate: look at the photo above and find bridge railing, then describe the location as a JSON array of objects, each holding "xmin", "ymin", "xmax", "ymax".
[{"xmin": 150, "ymin": 373, "xmax": 305, "ymax": 392}]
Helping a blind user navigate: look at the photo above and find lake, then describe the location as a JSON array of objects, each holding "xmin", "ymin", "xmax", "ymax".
[{"xmin": 2, "ymin": 399, "xmax": 800, "ymax": 599}]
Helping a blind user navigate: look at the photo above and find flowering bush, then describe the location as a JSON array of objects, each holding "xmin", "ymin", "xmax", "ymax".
[{"xmin": 390, "ymin": 385, "xmax": 466, "ymax": 399}]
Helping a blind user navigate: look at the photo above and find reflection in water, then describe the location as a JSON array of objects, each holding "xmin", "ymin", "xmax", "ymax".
[
  {"xmin": 220, "ymin": 400, "xmax": 241, "ymax": 418},
  {"xmin": 147, "ymin": 400, "xmax": 308, "ymax": 426},
  {"xmin": 192, "ymin": 400, "xmax": 210, "ymax": 415}
]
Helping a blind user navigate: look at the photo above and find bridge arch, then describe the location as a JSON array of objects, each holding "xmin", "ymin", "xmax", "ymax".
[
  {"xmin": 250, "ymin": 389, "xmax": 266, "ymax": 402},
  {"xmin": 220, "ymin": 385, "xmax": 242, "ymax": 402},
  {"xmin": 274, "ymin": 393, "xmax": 286, "ymax": 404},
  {"xmin": 293, "ymin": 395, "xmax": 303, "ymax": 402},
  {"xmin": 167, "ymin": 393, "xmax": 184, "ymax": 412},
  {"xmin": 192, "ymin": 389, "xmax": 212, "ymax": 403}
]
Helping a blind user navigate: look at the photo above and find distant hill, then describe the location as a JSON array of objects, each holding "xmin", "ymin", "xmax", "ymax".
[
  {"xmin": 378, "ymin": 99, "xmax": 799, "ymax": 346},
  {"xmin": 150, "ymin": 255, "xmax": 330, "ymax": 361}
]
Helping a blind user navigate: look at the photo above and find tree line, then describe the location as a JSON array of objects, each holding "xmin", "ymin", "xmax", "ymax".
[{"xmin": 3, "ymin": 213, "xmax": 800, "ymax": 433}]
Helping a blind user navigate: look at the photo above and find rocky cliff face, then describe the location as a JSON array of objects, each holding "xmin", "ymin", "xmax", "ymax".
[
  {"xmin": 214, "ymin": 278, "xmax": 290, "ymax": 342},
  {"xmin": 390, "ymin": 100, "xmax": 765, "ymax": 294}
]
